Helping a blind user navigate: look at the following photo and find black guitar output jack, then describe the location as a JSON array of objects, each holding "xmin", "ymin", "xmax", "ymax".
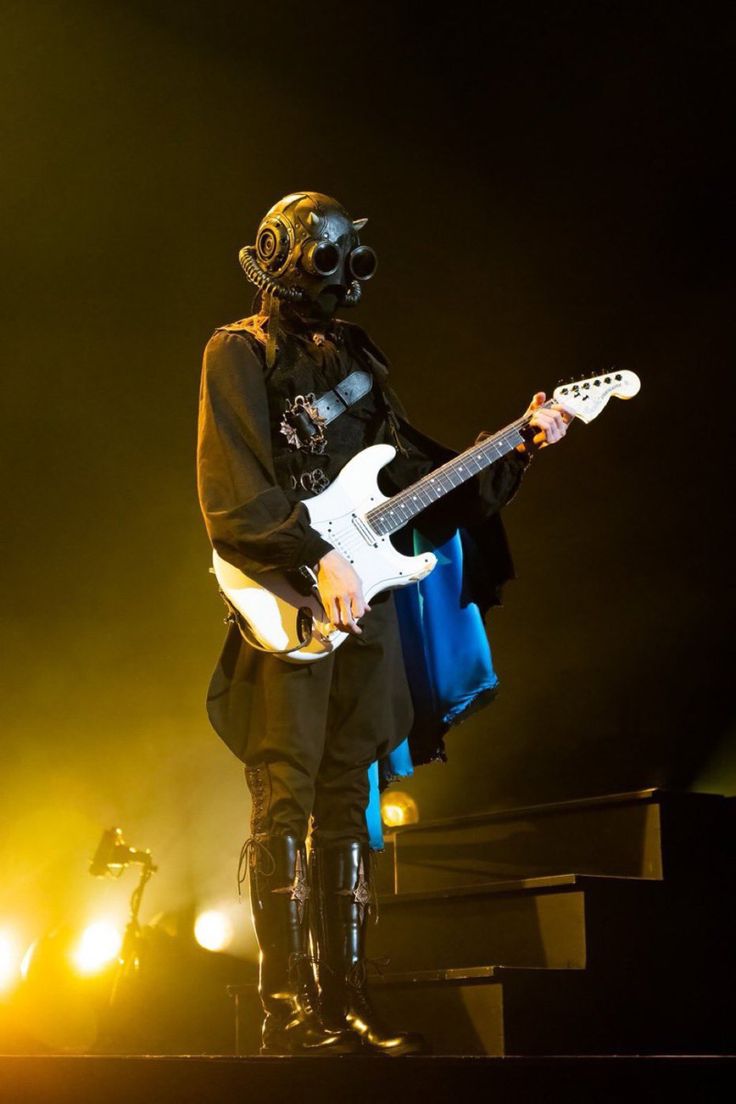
[{"xmin": 297, "ymin": 607, "xmax": 314, "ymax": 646}]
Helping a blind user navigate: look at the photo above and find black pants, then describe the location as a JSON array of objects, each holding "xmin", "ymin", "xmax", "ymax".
[{"xmin": 243, "ymin": 591, "xmax": 414, "ymax": 848}]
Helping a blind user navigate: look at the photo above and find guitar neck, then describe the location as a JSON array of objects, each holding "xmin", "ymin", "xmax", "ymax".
[{"xmin": 365, "ymin": 402, "xmax": 552, "ymax": 536}]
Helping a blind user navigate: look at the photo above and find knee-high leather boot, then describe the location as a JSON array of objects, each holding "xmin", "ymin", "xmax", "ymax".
[
  {"xmin": 245, "ymin": 831, "xmax": 361, "ymax": 1055},
  {"xmin": 310, "ymin": 839, "xmax": 426, "ymax": 1056}
]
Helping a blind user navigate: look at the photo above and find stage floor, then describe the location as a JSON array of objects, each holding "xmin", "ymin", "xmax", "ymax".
[{"xmin": 0, "ymin": 1055, "xmax": 733, "ymax": 1104}]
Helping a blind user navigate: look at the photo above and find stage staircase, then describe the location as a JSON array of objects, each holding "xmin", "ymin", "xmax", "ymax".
[{"xmin": 363, "ymin": 787, "xmax": 735, "ymax": 1055}]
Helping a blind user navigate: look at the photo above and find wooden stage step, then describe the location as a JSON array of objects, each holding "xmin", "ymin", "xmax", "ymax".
[
  {"xmin": 374, "ymin": 788, "xmax": 735, "ymax": 895},
  {"xmin": 372, "ymin": 868, "xmax": 735, "ymax": 973},
  {"xmin": 373, "ymin": 873, "xmax": 586, "ymax": 970}
]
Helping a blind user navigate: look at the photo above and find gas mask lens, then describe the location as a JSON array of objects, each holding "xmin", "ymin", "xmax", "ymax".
[
  {"xmin": 303, "ymin": 240, "xmax": 341, "ymax": 277},
  {"xmin": 348, "ymin": 245, "xmax": 378, "ymax": 281}
]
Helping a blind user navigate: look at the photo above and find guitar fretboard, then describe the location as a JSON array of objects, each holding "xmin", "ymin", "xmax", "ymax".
[{"xmin": 365, "ymin": 403, "xmax": 552, "ymax": 536}]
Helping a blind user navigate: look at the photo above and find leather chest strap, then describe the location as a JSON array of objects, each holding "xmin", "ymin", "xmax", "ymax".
[{"xmin": 311, "ymin": 369, "xmax": 373, "ymax": 424}]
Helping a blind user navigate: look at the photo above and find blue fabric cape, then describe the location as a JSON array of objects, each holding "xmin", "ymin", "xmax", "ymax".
[{"xmin": 365, "ymin": 525, "xmax": 499, "ymax": 850}]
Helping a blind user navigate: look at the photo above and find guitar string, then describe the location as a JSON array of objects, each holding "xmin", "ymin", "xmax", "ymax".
[
  {"xmin": 308, "ymin": 402, "xmax": 557, "ymax": 561},
  {"xmin": 356, "ymin": 374, "xmax": 630, "ymax": 534},
  {"xmin": 365, "ymin": 401, "xmax": 554, "ymax": 532}
]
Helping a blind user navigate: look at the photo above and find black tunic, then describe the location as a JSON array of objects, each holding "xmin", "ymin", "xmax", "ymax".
[{"xmin": 196, "ymin": 311, "xmax": 530, "ymax": 765}]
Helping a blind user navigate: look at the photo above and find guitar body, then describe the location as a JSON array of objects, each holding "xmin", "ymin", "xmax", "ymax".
[{"xmin": 212, "ymin": 444, "xmax": 437, "ymax": 663}]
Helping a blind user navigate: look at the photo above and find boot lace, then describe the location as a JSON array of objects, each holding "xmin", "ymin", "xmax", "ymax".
[
  {"xmin": 346, "ymin": 955, "xmax": 391, "ymax": 991},
  {"xmin": 237, "ymin": 835, "xmax": 276, "ymax": 899},
  {"xmin": 288, "ymin": 950, "xmax": 319, "ymax": 986},
  {"xmin": 288, "ymin": 951, "xmax": 323, "ymax": 1016}
]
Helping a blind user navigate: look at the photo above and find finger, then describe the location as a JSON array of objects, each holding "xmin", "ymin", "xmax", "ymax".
[
  {"xmin": 350, "ymin": 595, "xmax": 366, "ymax": 621},
  {"xmin": 338, "ymin": 596, "xmax": 362, "ymax": 634},
  {"xmin": 549, "ymin": 411, "xmax": 568, "ymax": 441},
  {"xmin": 531, "ymin": 410, "xmax": 564, "ymax": 438},
  {"xmin": 535, "ymin": 414, "xmax": 562, "ymax": 442},
  {"xmin": 325, "ymin": 598, "xmax": 339, "ymax": 627},
  {"xmin": 530, "ymin": 407, "xmax": 555, "ymax": 422},
  {"xmin": 545, "ymin": 418, "xmax": 564, "ymax": 443},
  {"xmin": 525, "ymin": 391, "xmax": 546, "ymax": 416},
  {"xmin": 530, "ymin": 413, "xmax": 554, "ymax": 433},
  {"xmin": 336, "ymin": 596, "xmax": 350, "ymax": 627}
]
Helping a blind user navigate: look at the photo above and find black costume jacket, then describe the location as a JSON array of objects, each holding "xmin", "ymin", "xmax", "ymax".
[{"xmin": 196, "ymin": 312, "xmax": 530, "ymax": 772}]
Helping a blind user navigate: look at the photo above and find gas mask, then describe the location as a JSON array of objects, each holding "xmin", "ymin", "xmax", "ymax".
[{"xmin": 239, "ymin": 191, "xmax": 377, "ymax": 366}]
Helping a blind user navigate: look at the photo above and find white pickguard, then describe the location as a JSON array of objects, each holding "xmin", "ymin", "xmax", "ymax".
[{"xmin": 212, "ymin": 444, "xmax": 437, "ymax": 662}]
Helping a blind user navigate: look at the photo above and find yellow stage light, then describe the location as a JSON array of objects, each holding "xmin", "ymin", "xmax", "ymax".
[
  {"xmin": 20, "ymin": 940, "xmax": 36, "ymax": 979},
  {"xmin": 381, "ymin": 791, "xmax": 419, "ymax": 828},
  {"xmin": 0, "ymin": 931, "xmax": 21, "ymax": 993},
  {"xmin": 194, "ymin": 910, "xmax": 233, "ymax": 952},
  {"xmin": 71, "ymin": 921, "xmax": 122, "ymax": 975}
]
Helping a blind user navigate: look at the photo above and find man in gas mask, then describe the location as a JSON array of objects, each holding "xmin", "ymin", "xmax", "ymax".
[{"xmin": 196, "ymin": 191, "xmax": 568, "ymax": 1056}]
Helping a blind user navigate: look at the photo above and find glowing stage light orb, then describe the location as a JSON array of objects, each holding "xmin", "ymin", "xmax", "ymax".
[
  {"xmin": 72, "ymin": 921, "xmax": 122, "ymax": 975},
  {"xmin": 194, "ymin": 910, "xmax": 233, "ymax": 952},
  {"xmin": 0, "ymin": 931, "xmax": 21, "ymax": 992},
  {"xmin": 381, "ymin": 791, "xmax": 419, "ymax": 828}
]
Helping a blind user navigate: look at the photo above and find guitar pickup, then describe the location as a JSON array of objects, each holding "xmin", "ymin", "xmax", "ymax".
[{"xmin": 351, "ymin": 514, "xmax": 381, "ymax": 547}]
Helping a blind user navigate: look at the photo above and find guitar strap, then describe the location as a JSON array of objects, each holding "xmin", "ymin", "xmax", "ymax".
[
  {"xmin": 313, "ymin": 368, "xmax": 373, "ymax": 422},
  {"xmin": 279, "ymin": 368, "xmax": 373, "ymax": 452}
]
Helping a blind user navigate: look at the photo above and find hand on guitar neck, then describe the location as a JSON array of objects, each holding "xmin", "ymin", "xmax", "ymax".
[
  {"xmin": 314, "ymin": 549, "xmax": 372, "ymax": 636},
  {"xmin": 516, "ymin": 391, "xmax": 572, "ymax": 453}
]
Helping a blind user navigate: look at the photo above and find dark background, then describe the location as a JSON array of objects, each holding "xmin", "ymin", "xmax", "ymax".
[{"xmin": 1, "ymin": 2, "xmax": 733, "ymax": 937}]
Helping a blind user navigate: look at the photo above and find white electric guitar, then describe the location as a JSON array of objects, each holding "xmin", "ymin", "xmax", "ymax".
[{"xmin": 212, "ymin": 369, "xmax": 641, "ymax": 662}]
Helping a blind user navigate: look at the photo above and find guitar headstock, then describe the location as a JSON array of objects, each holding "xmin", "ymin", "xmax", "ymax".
[{"xmin": 552, "ymin": 369, "xmax": 641, "ymax": 424}]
